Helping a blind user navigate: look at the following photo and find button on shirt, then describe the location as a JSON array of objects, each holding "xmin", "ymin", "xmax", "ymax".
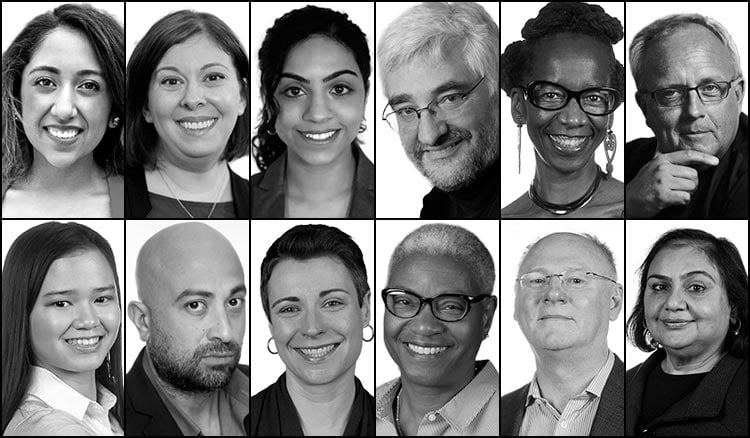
[
  {"xmin": 375, "ymin": 360, "xmax": 499, "ymax": 436},
  {"xmin": 520, "ymin": 350, "xmax": 615, "ymax": 436},
  {"xmin": 4, "ymin": 366, "xmax": 123, "ymax": 436}
]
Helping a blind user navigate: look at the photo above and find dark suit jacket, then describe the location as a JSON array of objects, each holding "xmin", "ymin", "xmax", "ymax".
[
  {"xmin": 125, "ymin": 348, "xmax": 250, "ymax": 436},
  {"xmin": 501, "ymin": 354, "xmax": 625, "ymax": 436},
  {"xmin": 625, "ymin": 349, "xmax": 748, "ymax": 436}
]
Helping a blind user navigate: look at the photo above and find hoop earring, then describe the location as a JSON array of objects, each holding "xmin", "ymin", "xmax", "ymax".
[
  {"xmin": 267, "ymin": 337, "xmax": 278, "ymax": 354},
  {"xmin": 267, "ymin": 128, "xmax": 277, "ymax": 136},
  {"xmin": 517, "ymin": 123, "xmax": 523, "ymax": 174},
  {"xmin": 604, "ymin": 129, "xmax": 617, "ymax": 179},
  {"xmin": 363, "ymin": 324, "xmax": 374, "ymax": 342},
  {"xmin": 359, "ymin": 121, "xmax": 367, "ymax": 133}
]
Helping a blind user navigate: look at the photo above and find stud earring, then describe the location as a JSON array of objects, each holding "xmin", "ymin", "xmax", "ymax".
[
  {"xmin": 110, "ymin": 117, "xmax": 120, "ymax": 128},
  {"xmin": 359, "ymin": 121, "xmax": 367, "ymax": 133}
]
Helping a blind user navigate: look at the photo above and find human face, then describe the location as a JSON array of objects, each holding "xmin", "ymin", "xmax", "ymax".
[
  {"xmin": 267, "ymin": 257, "xmax": 369, "ymax": 387},
  {"xmin": 644, "ymin": 245, "xmax": 731, "ymax": 359},
  {"xmin": 29, "ymin": 250, "xmax": 120, "ymax": 381},
  {"xmin": 636, "ymin": 24, "xmax": 744, "ymax": 158},
  {"xmin": 514, "ymin": 233, "xmax": 621, "ymax": 353},
  {"xmin": 384, "ymin": 254, "xmax": 495, "ymax": 389},
  {"xmin": 274, "ymin": 35, "xmax": 366, "ymax": 168},
  {"xmin": 512, "ymin": 33, "xmax": 614, "ymax": 176},
  {"xmin": 20, "ymin": 27, "xmax": 113, "ymax": 170},
  {"xmin": 144, "ymin": 34, "xmax": 247, "ymax": 170},
  {"xmin": 383, "ymin": 43, "xmax": 499, "ymax": 192}
]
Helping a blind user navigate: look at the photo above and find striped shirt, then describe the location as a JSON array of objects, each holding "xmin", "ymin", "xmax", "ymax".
[{"xmin": 519, "ymin": 350, "xmax": 615, "ymax": 436}]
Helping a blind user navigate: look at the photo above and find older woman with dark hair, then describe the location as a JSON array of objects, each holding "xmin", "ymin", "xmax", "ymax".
[
  {"xmin": 1, "ymin": 3, "xmax": 124, "ymax": 218},
  {"xmin": 625, "ymin": 228, "xmax": 748, "ymax": 435},
  {"xmin": 125, "ymin": 10, "xmax": 250, "ymax": 218},
  {"xmin": 501, "ymin": 2, "xmax": 625, "ymax": 218},
  {"xmin": 251, "ymin": 5, "xmax": 374, "ymax": 218}
]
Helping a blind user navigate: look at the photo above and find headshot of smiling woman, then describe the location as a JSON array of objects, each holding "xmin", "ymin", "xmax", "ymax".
[
  {"xmin": 1, "ymin": 221, "xmax": 124, "ymax": 435},
  {"xmin": 1, "ymin": 3, "xmax": 125, "ymax": 218},
  {"xmin": 250, "ymin": 4, "xmax": 374, "ymax": 218},
  {"xmin": 500, "ymin": 2, "xmax": 625, "ymax": 218},
  {"xmin": 125, "ymin": 8, "xmax": 250, "ymax": 218}
]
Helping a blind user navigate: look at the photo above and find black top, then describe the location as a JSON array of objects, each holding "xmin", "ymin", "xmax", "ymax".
[
  {"xmin": 146, "ymin": 193, "xmax": 236, "ymax": 218},
  {"xmin": 125, "ymin": 164, "xmax": 250, "ymax": 218},
  {"xmin": 637, "ymin": 364, "xmax": 707, "ymax": 432},
  {"xmin": 250, "ymin": 372, "xmax": 375, "ymax": 436},
  {"xmin": 420, "ymin": 159, "xmax": 500, "ymax": 218},
  {"xmin": 625, "ymin": 113, "xmax": 748, "ymax": 218}
]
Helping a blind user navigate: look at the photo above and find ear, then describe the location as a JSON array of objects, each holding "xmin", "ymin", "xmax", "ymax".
[
  {"xmin": 510, "ymin": 87, "xmax": 527, "ymax": 125},
  {"xmin": 609, "ymin": 283, "xmax": 624, "ymax": 321},
  {"xmin": 142, "ymin": 103, "xmax": 153, "ymax": 124},
  {"xmin": 127, "ymin": 301, "xmax": 151, "ymax": 342},
  {"xmin": 635, "ymin": 92, "xmax": 648, "ymax": 119},
  {"xmin": 481, "ymin": 295, "xmax": 498, "ymax": 337},
  {"xmin": 733, "ymin": 78, "xmax": 745, "ymax": 107},
  {"xmin": 238, "ymin": 78, "xmax": 248, "ymax": 116},
  {"xmin": 361, "ymin": 290, "xmax": 371, "ymax": 327}
]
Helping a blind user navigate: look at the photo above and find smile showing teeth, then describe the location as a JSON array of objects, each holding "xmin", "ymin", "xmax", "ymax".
[
  {"xmin": 549, "ymin": 134, "xmax": 587, "ymax": 150},
  {"xmin": 303, "ymin": 130, "xmax": 336, "ymax": 141},
  {"xmin": 178, "ymin": 119, "xmax": 216, "ymax": 130},
  {"xmin": 47, "ymin": 127, "xmax": 80, "ymax": 139},
  {"xmin": 406, "ymin": 343, "xmax": 448, "ymax": 355},
  {"xmin": 298, "ymin": 343, "xmax": 337, "ymax": 358},
  {"xmin": 66, "ymin": 336, "xmax": 101, "ymax": 346}
]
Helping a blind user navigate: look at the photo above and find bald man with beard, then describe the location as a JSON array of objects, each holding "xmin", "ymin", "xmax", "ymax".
[{"xmin": 125, "ymin": 223, "xmax": 248, "ymax": 436}]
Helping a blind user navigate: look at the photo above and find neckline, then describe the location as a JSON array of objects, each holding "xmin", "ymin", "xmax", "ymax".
[{"xmin": 528, "ymin": 165, "xmax": 603, "ymax": 215}]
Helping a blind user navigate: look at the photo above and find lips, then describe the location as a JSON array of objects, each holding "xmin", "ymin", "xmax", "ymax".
[
  {"xmin": 539, "ymin": 314, "xmax": 573, "ymax": 321},
  {"xmin": 403, "ymin": 342, "xmax": 450, "ymax": 356},
  {"xmin": 548, "ymin": 134, "xmax": 589, "ymax": 152},
  {"xmin": 661, "ymin": 319, "xmax": 694, "ymax": 328},
  {"xmin": 45, "ymin": 126, "xmax": 83, "ymax": 141},
  {"xmin": 176, "ymin": 118, "xmax": 217, "ymax": 131},
  {"xmin": 294, "ymin": 342, "xmax": 340, "ymax": 360},
  {"xmin": 65, "ymin": 335, "xmax": 103, "ymax": 345}
]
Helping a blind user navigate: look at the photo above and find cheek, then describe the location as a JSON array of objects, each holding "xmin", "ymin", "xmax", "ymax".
[{"xmin": 207, "ymin": 86, "xmax": 242, "ymax": 117}]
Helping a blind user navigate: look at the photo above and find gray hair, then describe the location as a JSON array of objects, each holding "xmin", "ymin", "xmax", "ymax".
[
  {"xmin": 629, "ymin": 13, "xmax": 744, "ymax": 90},
  {"xmin": 377, "ymin": 2, "xmax": 499, "ymax": 97},
  {"xmin": 518, "ymin": 232, "xmax": 617, "ymax": 280},
  {"xmin": 388, "ymin": 223, "xmax": 495, "ymax": 294}
]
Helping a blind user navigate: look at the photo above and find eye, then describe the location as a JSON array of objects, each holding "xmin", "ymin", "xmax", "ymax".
[
  {"xmin": 278, "ymin": 305, "xmax": 299, "ymax": 314},
  {"xmin": 649, "ymin": 282, "xmax": 669, "ymax": 292},
  {"xmin": 586, "ymin": 95, "xmax": 602, "ymax": 102},
  {"xmin": 331, "ymin": 84, "xmax": 352, "ymax": 96},
  {"xmin": 206, "ymin": 73, "xmax": 226, "ymax": 81},
  {"xmin": 34, "ymin": 78, "xmax": 56, "ymax": 88},
  {"xmin": 395, "ymin": 107, "xmax": 416, "ymax": 117},
  {"xmin": 702, "ymin": 84, "xmax": 719, "ymax": 92},
  {"xmin": 186, "ymin": 301, "xmax": 207, "ymax": 312},
  {"xmin": 52, "ymin": 301, "xmax": 71, "ymax": 308},
  {"xmin": 227, "ymin": 297, "xmax": 245, "ymax": 308},
  {"xmin": 440, "ymin": 93, "xmax": 463, "ymax": 104},
  {"xmin": 160, "ymin": 77, "xmax": 182, "ymax": 87},
  {"xmin": 79, "ymin": 81, "xmax": 101, "ymax": 91},
  {"xmin": 283, "ymin": 86, "xmax": 305, "ymax": 98},
  {"xmin": 687, "ymin": 284, "xmax": 706, "ymax": 293},
  {"xmin": 323, "ymin": 299, "xmax": 344, "ymax": 309},
  {"xmin": 94, "ymin": 295, "xmax": 114, "ymax": 304}
]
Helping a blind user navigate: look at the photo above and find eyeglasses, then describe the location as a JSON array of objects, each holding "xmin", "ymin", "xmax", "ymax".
[
  {"xmin": 516, "ymin": 270, "xmax": 618, "ymax": 292},
  {"xmin": 381, "ymin": 288, "xmax": 491, "ymax": 322},
  {"xmin": 382, "ymin": 76, "xmax": 485, "ymax": 132},
  {"xmin": 524, "ymin": 80, "xmax": 621, "ymax": 116},
  {"xmin": 641, "ymin": 78, "xmax": 741, "ymax": 107}
]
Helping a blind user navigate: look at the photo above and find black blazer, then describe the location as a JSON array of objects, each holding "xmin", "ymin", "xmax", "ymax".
[
  {"xmin": 625, "ymin": 349, "xmax": 748, "ymax": 436},
  {"xmin": 125, "ymin": 164, "xmax": 250, "ymax": 218},
  {"xmin": 125, "ymin": 348, "xmax": 250, "ymax": 436},
  {"xmin": 501, "ymin": 353, "xmax": 625, "ymax": 436}
]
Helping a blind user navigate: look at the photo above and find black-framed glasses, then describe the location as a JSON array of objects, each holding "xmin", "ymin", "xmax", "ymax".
[
  {"xmin": 516, "ymin": 270, "xmax": 619, "ymax": 292},
  {"xmin": 524, "ymin": 80, "xmax": 621, "ymax": 116},
  {"xmin": 382, "ymin": 76, "xmax": 485, "ymax": 132},
  {"xmin": 381, "ymin": 288, "xmax": 491, "ymax": 322},
  {"xmin": 641, "ymin": 77, "xmax": 741, "ymax": 107}
]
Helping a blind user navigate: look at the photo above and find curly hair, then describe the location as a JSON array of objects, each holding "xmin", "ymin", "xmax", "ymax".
[
  {"xmin": 501, "ymin": 2, "xmax": 624, "ymax": 97},
  {"xmin": 251, "ymin": 6, "xmax": 371, "ymax": 171}
]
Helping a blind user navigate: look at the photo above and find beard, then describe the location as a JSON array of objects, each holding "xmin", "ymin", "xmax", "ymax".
[
  {"xmin": 407, "ymin": 117, "xmax": 499, "ymax": 192},
  {"xmin": 147, "ymin": 322, "xmax": 241, "ymax": 392}
]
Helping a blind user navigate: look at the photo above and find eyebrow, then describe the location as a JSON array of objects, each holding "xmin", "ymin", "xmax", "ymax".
[
  {"xmin": 648, "ymin": 271, "xmax": 716, "ymax": 282},
  {"xmin": 279, "ymin": 69, "xmax": 359, "ymax": 85},
  {"xmin": 174, "ymin": 285, "xmax": 247, "ymax": 303},
  {"xmin": 155, "ymin": 62, "xmax": 230, "ymax": 75},
  {"xmin": 271, "ymin": 288, "xmax": 352, "ymax": 308},
  {"xmin": 43, "ymin": 285, "xmax": 116, "ymax": 298},
  {"xmin": 27, "ymin": 66, "xmax": 103, "ymax": 77},
  {"xmin": 388, "ymin": 80, "xmax": 470, "ymax": 106}
]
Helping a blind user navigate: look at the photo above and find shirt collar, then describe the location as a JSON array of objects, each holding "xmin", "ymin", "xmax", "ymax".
[
  {"xmin": 26, "ymin": 366, "xmax": 117, "ymax": 421},
  {"xmin": 526, "ymin": 349, "xmax": 615, "ymax": 406}
]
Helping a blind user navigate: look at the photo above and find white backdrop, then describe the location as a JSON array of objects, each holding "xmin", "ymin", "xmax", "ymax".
[
  {"xmin": 375, "ymin": 220, "xmax": 500, "ymax": 387},
  {"xmin": 500, "ymin": 220, "xmax": 625, "ymax": 395},
  {"xmin": 124, "ymin": 220, "xmax": 250, "ymax": 373},
  {"xmin": 500, "ymin": 2, "xmax": 625, "ymax": 210},
  {"xmin": 249, "ymin": 220, "xmax": 375, "ymax": 396}
]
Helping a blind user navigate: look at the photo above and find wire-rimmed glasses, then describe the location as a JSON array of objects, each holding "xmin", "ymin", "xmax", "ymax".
[
  {"xmin": 524, "ymin": 80, "xmax": 622, "ymax": 116},
  {"xmin": 516, "ymin": 270, "xmax": 618, "ymax": 292},
  {"xmin": 382, "ymin": 76, "xmax": 485, "ymax": 132},
  {"xmin": 641, "ymin": 77, "xmax": 742, "ymax": 107},
  {"xmin": 381, "ymin": 288, "xmax": 491, "ymax": 322}
]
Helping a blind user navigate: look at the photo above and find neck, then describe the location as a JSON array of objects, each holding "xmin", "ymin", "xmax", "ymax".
[
  {"xmin": 533, "ymin": 158, "xmax": 599, "ymax": 204},
  {"xmin": 25, "ymin": 152, "xmax": 103, "ymax": 193},
  {"xmin": 532, "ymin": 346, "xmax": 609, "ymax": 412},
  {"xmin": 285, "ymin": 146, "xmax": 355, "ymax": 201},
  {"xmin": 285, "ymin": 368, "xmax": 356, "ymax": 435},
  {"xmin": 48, "ymin": 367, "xmax": 97, "ymax": 402},
  {"xmin": 156, "ymin": 156, "xmax": 228, "ymax": 197},
  {"xmin": 399, "ymin": 370, "xmax": 474, "ymax": 421},
  {"xmin": 662, "ymin": 345, "xmax": 726, "ymax": 374}
]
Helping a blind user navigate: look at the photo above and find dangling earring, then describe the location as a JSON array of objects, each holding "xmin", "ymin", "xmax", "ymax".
[
  {"xmin": 267, "ymin": 337, "xmax": 278, "ymax": 354},
  {"xmin": 106, "ymin": 351, "xmax": 112, "ymax": 381},
  {"xmin": 359, "ymin": 120, "xmax": 367, "ymax": 133},
  {"xmin": 517, "ymin": 123, "xmax": 523, "ymax": 174},
  {"xmin": 362, "ymin": 324, "xmax": 374, "ymax": 342},
  {"xmin": 604, "ymin": 129, "xmax": 617, "ymax": 179},
  {"xmin": 733, "ymin": 320, "xmax": 742, "ymax": 336}
]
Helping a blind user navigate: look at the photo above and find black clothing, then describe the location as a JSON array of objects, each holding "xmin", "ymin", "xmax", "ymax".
[
  {"xmin": 637, "ymin": 363, "xmax": 707, "ymax": 432},
  {"xmin": 420, "ymin": 159, "xmax": 499, "ymax": 218}
]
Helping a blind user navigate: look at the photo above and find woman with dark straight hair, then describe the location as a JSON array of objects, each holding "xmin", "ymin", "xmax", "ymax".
[{"xmin": 2, "ymin": 222, "xmax": 124, "ymax": 435}]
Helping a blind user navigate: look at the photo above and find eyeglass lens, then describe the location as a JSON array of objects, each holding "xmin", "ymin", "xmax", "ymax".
[
  {"xmin": 385, "ymin": 291, "xmax": 469, "ymax": 321},
  {"xmin": 653, "ymin": 82, "xmax": 732, "ymax": 106},
  {"xmin": 528, "ymin": 82, "xmax": 618, "ymax": 115},
  {"xmin": 519, "ymin": 271, "xmax": 594, "ymax": 290}
]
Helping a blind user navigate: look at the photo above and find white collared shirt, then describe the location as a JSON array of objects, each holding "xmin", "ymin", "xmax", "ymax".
[{"xmin": 4, "ymin": 366, "xmax": 123, "ymax": 436}]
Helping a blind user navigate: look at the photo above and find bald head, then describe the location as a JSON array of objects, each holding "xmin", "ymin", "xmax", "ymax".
[
  {"xmin": 518, "ymin": 232, "xmax": 617, "ymax": 279},
  {"xmin": 136, "ymin": 223, "xmax": 244, "ymax": 310}
]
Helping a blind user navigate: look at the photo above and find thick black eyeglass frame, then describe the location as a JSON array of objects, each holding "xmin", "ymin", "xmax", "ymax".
[
  {"xmin": 381, "ymin": 287, "xmax": 492, "ymax": 322},
  {"xmin": 523, "ymin": 80, "xmax": 622, "ymax": 115}
]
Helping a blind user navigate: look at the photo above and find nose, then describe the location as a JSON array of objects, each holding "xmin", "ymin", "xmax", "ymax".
[
  {"xmin": 543, "ymin": 276, "xmax": 569, "ymax": 303},
  {"xmin": 684, "ymin": 89, "xmax": 707, "ymax": 119},
  {"xmin": 50, "ymin": 85, "xmax": 78, "ymax": 120},
  {"xmin": 181, "ymin": 80, "xmax": 205, "ymax": 111},
  {"xmin": 302, "ymin": 91, "xmax": 333, "ymax": 123},
  {"xmin": 663, "ymin": 289, "xmax": 686, "ymax": 311},
  {"xmin": 557, "ymin": 97, "xmax": 587, "ymax": 126},
  {"xmin": 72, "ymin": 302, "xmax": 98, "ymax": 329},
  {"xmin": 301, "ymin": 309, "xmax": 324, "ymax": 337},
  {"xmin": 416, "ymin": 111, "xmax": 448, "ymax": 146},
  {"xmin": 408, "ymin": 302, "xmax": 444, "ymax": 335},
  {"xmin": 207, "ymin": 307, "xmax": 233, "ymax": 343}
]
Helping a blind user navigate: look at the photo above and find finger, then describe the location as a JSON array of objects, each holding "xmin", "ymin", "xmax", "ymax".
[
  {"xmin": 657, "ymin": 149, "xmax": 720, "ymax": 167},
  {"xmin": 668, "ymin": 164, "xmax": 699, "ymax": 182},
  {"xmin": 668, "ymin": 175, "xmax": 699, "ymax": 193},
  {"xmin": 665, "ymin": 189, "xmax": 692, "ymax": 206}
]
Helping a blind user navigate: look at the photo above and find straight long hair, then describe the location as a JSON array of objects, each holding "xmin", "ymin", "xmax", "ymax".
[{"xmin": 1, "ymin": 222, "xmax": 124, "ymax": 432}]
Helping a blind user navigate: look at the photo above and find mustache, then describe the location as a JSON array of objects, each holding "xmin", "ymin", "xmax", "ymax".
[
  {"xmin": 195, "ymin": 340, "xmax": 241, "ymax": 357},
  {"xmin": 414, "ymin": 128, "xmax": 472, "ymax": 156}
]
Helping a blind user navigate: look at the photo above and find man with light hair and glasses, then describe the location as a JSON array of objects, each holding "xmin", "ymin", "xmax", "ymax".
[
  {"xmin": 625, "ymin": 14, "xmax": 747, "ymax": 218},
  {"xmin": 501, "ymin": 232, "xmax": 624, "ymax": 436},
  {"xmin": 376, "ymin": 223, "xmax": 498, "ymax": 435},
  {"xmin": 378, "ymin": 2, "xmax": 499, "ymax": 218}
]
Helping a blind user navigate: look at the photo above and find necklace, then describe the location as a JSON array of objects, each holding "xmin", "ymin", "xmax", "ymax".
[
  {"xmin": 156, "ymin": 166, "xmax": 227, "ymax": 218},
  {"xmin": 528, "ymin": 165, "xmax": 603, "ymax": 215},
  {"xmin": 394, "ymin": 388, "xmax": 403, "ymax": 436}
]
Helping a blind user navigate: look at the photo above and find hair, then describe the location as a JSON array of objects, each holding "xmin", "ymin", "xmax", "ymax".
[
  {"xmin": 1, "ymin": 3, "xmax": 125, "ymax": 188},
  {"xmin": 518, "ymin": 232, "xmax": 618, "ymax": 279},
  {"xmin": 626, "ymin": 229, "xmax": 749, "ymax": 358},
  {"xmin": 629, "ymin": 13, "xmax": 744, "ymax": 91},
  {"xmin": 252, "ymin": 5, "xmax": 371, "ymax": 171},
  {"xmin": 378, "ymin": 2, "xmax": 498, "ymax": 98},
  {"xmin": 500, "ymin": 1, "xmax": 625, "ymax": 97},
  {"xmin": 260, "ymin": 224, "xmax": 369, "ymax": 320},
  {"xmin": 389, "ymin": 223, "xmax": 495, "ymax": 295},
  {"xmin": 1, "ymin": 222, "xmax": 124, "ymax": 432},
  {"xmin": 126, "ymin": 10, "xmax": 250, "ymax": 169}
]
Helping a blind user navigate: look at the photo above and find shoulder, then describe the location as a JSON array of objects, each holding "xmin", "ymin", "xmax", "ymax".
[
  {"xmin": 501, "ymin": 191, "xmax": 535, "ymax": 217},
  {"xmin": 5, "ymin": 396, "xmax": 92, "ymax": 436},
  {"xmin": 500, "ymin": 383, "xmax": 529, "ymax": 407},
  {"xmin": 625, "ymin": 137, "xmax": 657, "ymax": 182}
]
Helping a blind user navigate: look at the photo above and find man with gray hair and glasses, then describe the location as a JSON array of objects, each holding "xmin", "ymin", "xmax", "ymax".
[
  {"xmin": 625, "ymin": 14, "xmax": 747, "ymax": 218},
  {"xmin": 501, "ymin": 232, "xmax": 624, "ymax": 436},
  {"xmin": 378, "ymin": 2, "xmax": 499, "ymax": 218}
]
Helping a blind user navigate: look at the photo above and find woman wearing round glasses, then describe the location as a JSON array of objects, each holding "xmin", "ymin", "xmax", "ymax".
[{"xmin": 501, "ymin": 2, "xmax": 625, "ymax": 218}]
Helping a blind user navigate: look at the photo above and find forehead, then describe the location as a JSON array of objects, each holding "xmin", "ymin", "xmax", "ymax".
[
  {"xmin": 530, "ymin": 33, "xmax": 612, "ymax": 89},
  {"xmin": 267, "ymin": 257, "xmax": 356, "ymax": 297},
  {"xmin": 157, "ymin": 33, "xmax": 233, "ymax": 69},
  {"xmin": 40, "ymin": 250, "xmax": 114, "ymax": 291},
  {"xmin": 648, "ymin": 245, "xmax": 719, "ymax": 275},
  {"xmin": 389, "ymin": 254, "xmax": 477, "ymax": 296},
  {"xmin": 520, "ymin": 235, "xmax": 607, "ymax": 273},
  {"xmin": 282, "ymin": 35, "xmax": 361, "ymax": 76},
  {"xmin": 25, "ymin": 27, "xmax": 101, "ymax": 75}
]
